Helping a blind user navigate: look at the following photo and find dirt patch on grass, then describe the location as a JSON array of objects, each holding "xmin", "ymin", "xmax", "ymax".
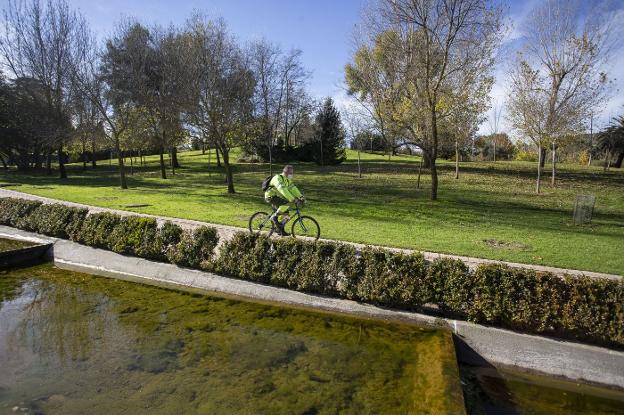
[
  {"xmin": 124, "ymin": 204, "xmax": 151, "ymax": 208},
  {"xmin": 482, "ymin": 239, "xmax": 531, "ymax": 251}
]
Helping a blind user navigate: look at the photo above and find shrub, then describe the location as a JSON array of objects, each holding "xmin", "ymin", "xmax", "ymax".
[
  {"xmin": 578, "ymin": 150, "xmax": 590, "ymax": 165},
  {"xmin": 426, "ymin": 257, "xmax": 471, "ymax": 313},
  {"xmin": 515, "ymin": 150, "xmax": 537, "ymax": 162},
  {"xmin": 75, "ymin": 212, "xmax": 122, "ymax": 249},
  {"xmin": 561, "ymin": 276, "xmax": 624, "ymax": 347},
  {"xmin": 1, "ymin": 198, "xmax": 622, "ymax": 348},
  {"xmin": 0, "ymin": 197, "xmax": 42, "ymax": 226},
  {"xmin": 158, "ymin": 221, "xmax": 183, "ymax": 253},
  {"xmin": 270, "ymin": 239, "xmax": 353, "ymax": 295},
  {"xmin": 215, "ymin": 233, "xmax": 359, "ymax": 295},
  {"xmin": 166, "ymin": 226, "xmax": 219, "ymax": 269},
  {"xmin": 355, "ymin": 248, "xmax": 427, "ymax": 309},
  {"xmin": 18, "ymin": 203, "xmax": 88, "ymax": 239},
  {"xmin": 109, "ymin": 216, "xmax": 162, "ymax": 259},
  {"xmin": 214, "ymin": 232, "xmax": 273, "ymax": 282}
]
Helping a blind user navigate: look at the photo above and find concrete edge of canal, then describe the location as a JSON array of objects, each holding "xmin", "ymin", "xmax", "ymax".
[{"xmin": 1, "ymin": 225, "xmax": 623, "ymax": 393}]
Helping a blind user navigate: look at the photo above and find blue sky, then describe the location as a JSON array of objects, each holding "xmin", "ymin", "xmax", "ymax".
[{"xmin": 2, "ymin": 0, "xmax": 622, "ymax": 135}]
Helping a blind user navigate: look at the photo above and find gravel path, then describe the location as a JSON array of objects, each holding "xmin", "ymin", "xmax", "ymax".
[{"xmin": 1, "ymin": 187, "xmax": 620, "ymax": 280}]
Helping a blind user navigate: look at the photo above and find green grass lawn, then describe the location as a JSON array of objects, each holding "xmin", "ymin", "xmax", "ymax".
[{"xmin": 1, "ymin": 149, "xmax": 623, "ymax": 275}]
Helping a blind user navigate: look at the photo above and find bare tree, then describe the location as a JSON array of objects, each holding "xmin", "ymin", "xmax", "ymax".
[
  {"xmin": 342, "ymin": 105, "xmax": 369, "ymax": 178},
  {"xmin": 0, "ymin": 0, "xmax": 92, "ymax": 179},
  {"xmin": 187, "ymin": 16, "xmax": 254, "ymax": 194},
  {"xmin": 488, "ymin": 101, "xmax": 503, "ymax": 162},
  {"xmin": 70, "ymin": 23, "xmax": 146, "ymax": 189},
  {"xmin": 249, "ymin": 39, "xmax": 310, "ymax": 174},
  {"xmin": 347, "ymin": 0, "xmax": 503, "ymax": 200},
  {"xmin": 507, "ymin": 0, "xmax": 612, "ymax": 192}
]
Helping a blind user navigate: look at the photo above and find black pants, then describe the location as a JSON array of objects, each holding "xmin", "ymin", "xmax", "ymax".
[{"xmin": 267, "ymin": 196, "xmax": 289, "ymax": 212}]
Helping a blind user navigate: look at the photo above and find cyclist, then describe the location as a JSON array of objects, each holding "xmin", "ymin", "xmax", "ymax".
[{"xmin": 264, "ymin": 165, "xmax": 305, "ymax": 236}]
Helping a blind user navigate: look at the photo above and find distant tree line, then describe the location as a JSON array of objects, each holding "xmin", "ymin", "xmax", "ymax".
[{"xmin": 0, "ymin": 0, "xmax": 346, "ymax": 192}]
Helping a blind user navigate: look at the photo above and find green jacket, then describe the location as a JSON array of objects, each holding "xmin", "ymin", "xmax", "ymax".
[{"xmin": 264, "ymin": 174, "xmax": 302, "ymax": 202}]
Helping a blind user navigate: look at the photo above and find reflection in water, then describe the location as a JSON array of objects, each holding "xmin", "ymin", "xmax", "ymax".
[
  {"xmin": 460, "ymin": 365, "xmax": 624, "ymax": 415},
  {"xmin": 0, "ymin": 238, "xmax": 34, "ymax": 253},
  {"xmin": 0, "ymin": 264, "xmax": 462, "ymax": 415}
]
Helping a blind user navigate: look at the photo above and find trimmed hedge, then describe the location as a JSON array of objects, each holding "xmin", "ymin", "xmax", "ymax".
[
  {"xmin": 0, "ymin": 198, "xmax": 42, "ymax": 226},
  {"xmin": 166, "ymin": 226, "xmax": 219, "ymax": 269},
  {"xmin": 18, "ymin": 203, "xmax": 88, "ymax": 240},
  {"xmin": 0, "ymin": 196, "xmax": 622, "ymax": 349},
  {"xmin": 214, "ymin": 232, "xmax": 623, "ymax": 348},
  {"xmin": 0, "ymin": 197, "xmax": 219, "ymax": 270}
]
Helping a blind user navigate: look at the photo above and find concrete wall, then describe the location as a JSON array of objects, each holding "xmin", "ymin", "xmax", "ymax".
[{"xmin": 1, "ymin": 225, "xmax": 623, "ymax": 390}]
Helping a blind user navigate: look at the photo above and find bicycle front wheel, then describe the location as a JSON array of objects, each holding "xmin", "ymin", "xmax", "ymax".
[
  {"xmin": 248, "ymin": 211, "xmax": 274, "ymax": 236},
  {"xmin": 291, "ymin": 215, "xmax": 320, "ymax": 240}
]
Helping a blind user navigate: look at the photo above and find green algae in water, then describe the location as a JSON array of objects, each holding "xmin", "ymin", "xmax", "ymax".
[
  {"xmin": 0, "ymin": 237, "xmax": 34, "ymax": 252},
  {"xmin": 460, "ymin": 365, "xmax": 624, "ymax": 415},
  {"xmin": 0, "ymin": 264, "xmax": 463, "ymax": 415}
]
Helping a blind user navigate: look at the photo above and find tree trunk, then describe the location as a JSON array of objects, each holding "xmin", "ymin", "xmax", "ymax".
[
  {"xmin": 34, "ymin": 151, "xmax": 42, "ymax": 169},
  {"xmin": 215, "ymin": 147, "xmax": 222, "ymax": 167},
  {"xmin": 613, "ymin": 152, "xmax": 624, "ymax": 168},
  {"xmin": 536, "ymin": 143, "xmax": 542, "ymax": 194},
  {"xmin": 170, "ymin": 148, "xmax": 176, "ymax": 176},
  {"xmin": 430, "ymin": 158, "xmax": 438, "ymax": 200},
  {"xmin": 493, "ymin": 138, "xmax": 496, "ymax": 163},
  {"xmin": 82, "ymin": 142, "xmax": 87, "ymax": 171},
  {"xmin": 222, "ymin": 148, "xmax": 235, "ymax": 194},
  {"xmin": 551, "ymin": 141, "xmax": 556, "ymax": 186},
  {"xmin": 539, "ymin": 146, "xmax": 546, "ymax": 168},
  {"xmin": 130, "ymin": 152, "xmax": 134, "ymax": 175},
  {"xmin": 58, "ymin": 145, "xmax": 67, "ymax": 179},
  {"xmin": 115, "ymin": 139, "xmax": 128, "ymax": 190},
  {"xmin": 417, "ymin": 157, "xmax": 423, "ymax": 189},
  {"xmin": 357, "ymin": 148, "xmax": 362, "ymax": 178},
  {"xmin": 91, "ymin": 141, "xmax": 97, "ymax": 169},
  {"xmin": 454, "ymin": 139, "xmax": 459, "ymax": 179},
  {"xmin": 422, "ymin": 150, "xmax": 432, "ymax": 168},
  {"xmin": 159, "ymin": 147, "xmax": 167, "ymax": 179},
  {"xmin": 430, "ymin": 107, "xmax": 439, "ymax": 201},
  {"xmin": 268, "ymin": 135, "xmax": 273, "ymax": 176},
  {"xmin": 172, "ymin": 147, "xmax": 180, "ymax": 169},
  {"xmin": 46, "ymin": 150, "xmax": 52, "ymax": 175}
]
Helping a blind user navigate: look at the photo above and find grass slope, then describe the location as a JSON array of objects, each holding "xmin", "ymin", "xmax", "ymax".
[{"xmin": 1, "ymin": 149, "xmax": 622, "ymax": 275}]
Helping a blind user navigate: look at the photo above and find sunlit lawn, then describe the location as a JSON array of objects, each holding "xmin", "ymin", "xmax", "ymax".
[{"xmin": 1, "ymin": 149, "xmax": 623, "ymax": 275}]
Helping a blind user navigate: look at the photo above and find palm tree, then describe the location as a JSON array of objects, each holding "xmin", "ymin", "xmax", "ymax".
[{"xmin": 596, "ymin": 116, "xmax": 624, "ymax": 171}]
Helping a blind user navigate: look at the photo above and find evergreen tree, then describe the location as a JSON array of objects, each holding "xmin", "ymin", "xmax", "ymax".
[{"xmin": 313, "ymin": 97, "xmax": 346, "ymax": 165}]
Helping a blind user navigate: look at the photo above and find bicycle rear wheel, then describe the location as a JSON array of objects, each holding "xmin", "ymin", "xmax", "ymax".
[
  {"xmin": 248, "ymin": 211, "xmax": 274, "ymax": 236},
  {"xmin": 291, "ymin": 215, "xmax": 320, "ymax": 240}
]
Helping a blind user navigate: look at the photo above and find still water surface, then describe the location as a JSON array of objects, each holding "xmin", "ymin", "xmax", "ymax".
[{"xmin": 0, "ymin": 264, "xmax": 460, "ymax": 415}]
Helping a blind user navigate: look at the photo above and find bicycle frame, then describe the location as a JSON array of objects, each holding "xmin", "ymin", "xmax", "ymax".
[{"xmin": 260, "ymin": 205, "xmax": 303, "ymax": 233}]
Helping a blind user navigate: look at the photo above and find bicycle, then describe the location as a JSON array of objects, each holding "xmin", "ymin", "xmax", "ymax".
[{"xmin": 248, "ymin": 202, "xmax": 321, "ymax": 240}]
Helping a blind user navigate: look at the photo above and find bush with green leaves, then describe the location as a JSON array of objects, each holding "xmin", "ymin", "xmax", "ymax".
[
  {"xmin": 109, "ymin": 216, "xmax": 162, "ymax": 259},
  {"xmin": 158, "ymin": 221, "xmax": 183, "ymax": 254},
  {"xmin": 270, "ymin": 238, "xmax": 356, "ymax": 294},
  {"xmin": 166, "ymin": 226, "xmax": 219, "ymax": 269},
  {"xmin": 0, "ymin": 197, "xmax": 42, "ymax": 226},
  {"xmin": 73, "ymin": 212, "xmax": 122, "ymax": 249},
  {"xmin": 425, "ymin": 257, "xmax": 471, "ymax": 313},
  {"xmin": 214, "ymin": 233, "xmax": 274, "ymax": 283},
  {"xmin": 1, "ymin": 197, "xmax": 622, "ymax": 348},
  {"xmin": 560, "ymin": 276, "xmax": 623, "ymax": 347},
  {"xmin": 465, "ymin": 265, "xmax": 566, "ymax": 332},
  {"xmin": 355, "ymin": 248, "xmax": 427, "ymax": 309},
  {"xmin": 18, "ymin": 203, "xmax": 88, "ymax": 239}
]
